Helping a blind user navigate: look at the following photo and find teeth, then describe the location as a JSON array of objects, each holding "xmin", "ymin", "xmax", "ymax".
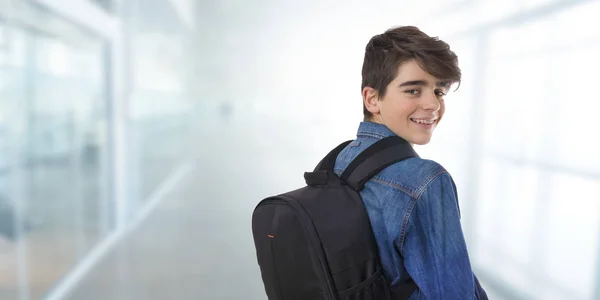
[{"xmin": 412, "ymin": 118, "xmax": 435, "ymax": 125}]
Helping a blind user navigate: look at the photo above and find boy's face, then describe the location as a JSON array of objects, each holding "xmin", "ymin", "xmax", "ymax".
[{"xmin": 363, "ymin": 59, "xmax": 450, "ymax": 145}]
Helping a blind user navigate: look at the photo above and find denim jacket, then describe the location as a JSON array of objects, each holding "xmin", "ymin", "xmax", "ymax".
[{"xmin": 334, "ymin": 122, "xmax": 487, "ymax": 300}]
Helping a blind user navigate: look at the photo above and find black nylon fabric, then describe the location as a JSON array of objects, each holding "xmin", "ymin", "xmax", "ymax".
[{"xmin": 252, "ymin": 137, "xmax": 418, "ymax": 300}]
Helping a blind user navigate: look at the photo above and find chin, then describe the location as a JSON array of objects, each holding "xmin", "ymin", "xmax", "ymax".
[{"xmin": 410, "ymin": 135, "xmax": 433, "ymax": 146}]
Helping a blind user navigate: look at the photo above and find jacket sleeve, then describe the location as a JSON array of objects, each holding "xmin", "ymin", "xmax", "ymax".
[{"xmin": 401, "ymin": 172, "xmax": 487, "ymax": 299}]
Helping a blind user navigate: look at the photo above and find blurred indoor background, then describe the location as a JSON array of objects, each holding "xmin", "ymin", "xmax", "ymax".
[{"xmin": 0, "ymin": 0, "xmax": 599, "ymax": 299}]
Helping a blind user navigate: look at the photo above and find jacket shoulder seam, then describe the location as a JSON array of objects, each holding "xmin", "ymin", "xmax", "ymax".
[
  {"xmin": 399, "ymin": 169, "xmax": 449, "ymax": 255},
  {"xmin": 370, "ymin": 177, "xmax": 418, "ymax": 199},
  {"xmin": 415, "ymin": 168, "xmax": 448, "ymax": 199}
]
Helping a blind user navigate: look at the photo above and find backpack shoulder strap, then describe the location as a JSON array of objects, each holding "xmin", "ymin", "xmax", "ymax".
[
  {"xmin": 340, "ymin": 136, "xmax": 418, "ymax": 191},
  {"xmin": 391, "ymin": 280, "xmax": 419, "ymax": 299},
  {"xmin": 305, "ymin": 140, "xmax": 352, "ymax": 186},
  {"xmin": 314, "ymin": 140, "xmax": 353, "ymax": 172}
]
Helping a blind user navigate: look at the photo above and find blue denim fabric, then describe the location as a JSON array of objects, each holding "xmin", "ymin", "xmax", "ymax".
[{"xmin": 334, "ymin": 122, "xmax": 487, "ymax": 299}]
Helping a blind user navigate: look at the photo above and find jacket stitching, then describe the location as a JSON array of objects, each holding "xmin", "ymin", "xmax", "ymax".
[
  {"xmin": 399, "ymin": 198, "xmax": 417, "ymax": 255},
  {"xmin": 371, "ymin": 177, "xmax": 417, "ymax": 199},
  {"xmin": 357, "ymin": 132, "xmax": 387, "ymax": 139},
  {"xmin": 349, "ymin": 140, "xmax": 361, "ymax": 147},
  {"xmin": 401, "ymin": 170, "xmax": 448, "ymax": 256},
  {"xmin": 415, "ymin": 169, "xmax": 447, "ymax": 198}
]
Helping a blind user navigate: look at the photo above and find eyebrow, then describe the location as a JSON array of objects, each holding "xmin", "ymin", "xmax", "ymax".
[{"xmin": 398, "ymin": 80, "xmax": 451, "ymax": 88}]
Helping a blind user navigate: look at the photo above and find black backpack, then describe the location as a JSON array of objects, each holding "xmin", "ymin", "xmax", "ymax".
[{"xmin": 251, "ymin": 136, "xmax": 419, "ymax": 300}]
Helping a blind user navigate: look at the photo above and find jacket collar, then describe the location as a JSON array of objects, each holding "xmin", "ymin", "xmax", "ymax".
[{"xmin": 356, "ymin": 121, "xmax": 397, "ymax": 139}]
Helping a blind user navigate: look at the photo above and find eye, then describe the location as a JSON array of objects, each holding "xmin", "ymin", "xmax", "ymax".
[
  {"xmin": 435, "ymin": 90, "xmax": 447, "ymax": 97},
  {"xmin": 405, "ymin": 89, "xmax": 420, "ymax": 95}
]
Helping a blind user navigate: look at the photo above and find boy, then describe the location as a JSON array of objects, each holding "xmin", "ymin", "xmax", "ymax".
[{"xmin": 334, "ymin": 26, "xmax": 488, "ymax": 299}]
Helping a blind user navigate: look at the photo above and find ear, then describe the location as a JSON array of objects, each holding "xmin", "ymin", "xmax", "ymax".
[{"xmin": 362, "ymin": 87, "xmax": 380, "ymax": 115}]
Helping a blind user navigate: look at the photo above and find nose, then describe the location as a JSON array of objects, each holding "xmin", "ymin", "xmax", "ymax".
[{"xmin": 421, "ymin": 91, "xmax": 441, "ymax": 111}]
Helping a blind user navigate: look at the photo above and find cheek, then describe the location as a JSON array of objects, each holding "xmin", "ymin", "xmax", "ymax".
[
  {"xmin": 393, "ymin": 101, "xmax": 418, "ymax": 118},
  {"xmin": 381, "ymin": 94, "xmax": 417, "ymax": 119}
]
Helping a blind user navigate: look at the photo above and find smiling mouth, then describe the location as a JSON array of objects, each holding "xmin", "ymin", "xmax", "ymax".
[{"xmin": 410, "ymin": 118, "xmax": 437, "ymax": 125}]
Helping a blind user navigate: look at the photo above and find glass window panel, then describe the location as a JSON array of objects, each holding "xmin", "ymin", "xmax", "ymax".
[
  {"xmin": 0, "ymin": 23, "xmax": 23, "ymax": 300},
  {"xmin": 498, "ymin": 163, "xmax": 539, "ymax": 266},
  {"xmin": 543, "ymin": 172, "xmax": 600, "ymax": 299},
  {"xmin": 552, "ymin": 1, "xmax": 600, "ymax": 48},
  {"xmin": 481, "ymin": 55, "xmax": 548, "ymax": 160},
  {"xmin": 0, "ymin": 6, "xmax": 110, "ymax": 299},
  {"xmin": 540, "ymin": 45, "xmax": 600, "ymax": 174},
  {"xmin": 474, "ymin": 159, "xmax": 503, "ymax": 248},
  {"xmin": 478, "ymin": 1, "xmax": 520, "ymax": 25},
  {"xmin": 25, "ymin": 32, "xmax": 108, "ymax": 300}
]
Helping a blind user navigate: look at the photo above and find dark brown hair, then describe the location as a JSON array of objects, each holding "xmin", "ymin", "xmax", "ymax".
[{"xmin": 361, "ymin": 26, "xmax": 461, "ymax": 118}]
